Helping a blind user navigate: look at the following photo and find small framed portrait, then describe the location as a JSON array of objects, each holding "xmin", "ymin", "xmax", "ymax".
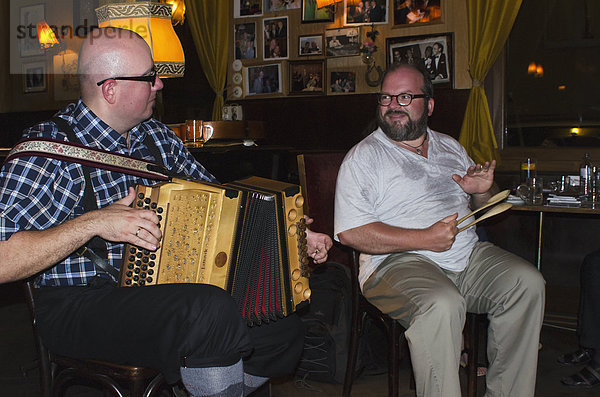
[
  {"xmin": 325, "ymin": 27, "xmax": 360, "ymax": 57},
  {"xmin": 299, "ymin": 34, "xmax": 324, "ymax": 56},
  {"xmin": 392, "ymin": 0, "xmax": 442, "ymax": 27},
  {"xmin": 289, "ymin": 60, "xmax": 325, "ymax": 95},
  {"xmin": 235, "ymin": 23, "xmax": 257, "ymax": 60},
  {"xmin": 328, "ymin": 70, "xmax": 357, "ymax": 95},
  {"xmin": 245, "ymin": 64, "xmax": 282, "ymax": 96},
  {"xmin": 234, "ymin": 0, "xmax": 262, "ymax": 17},
  {"xmin": 344, "ymin": 0, "xmax": 388, "ymax": 26},
  {"xmin": 263, "ymin": 16, "xmax": 289, "ymax": 60},
  {"xmin": 23, "ymin": 61, "xmax": 47, "ymax": 93},
  {"xmin": 264, "ymin": 0, "xmax": 301, "ymax": 12},
  {"xmin": 301, "ymin": 0, "xmax": 336, "ymax": 23},
  {"xmin": 19, "ymin": 4, "xmax": 45, "ymax": 57},
  {"xmin": 387, "ymin": 33, "xmax": 453, "ymax": 87}
]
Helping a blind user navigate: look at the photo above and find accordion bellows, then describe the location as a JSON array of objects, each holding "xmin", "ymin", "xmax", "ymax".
[{"xmin": 120, "ymin": 176, "xmax": 311, "ymax": 326}]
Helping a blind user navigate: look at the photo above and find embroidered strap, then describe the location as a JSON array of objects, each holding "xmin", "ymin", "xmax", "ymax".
[{"xmin": 4, "ymin": 137, "xmax": 170, "ymax": 181}]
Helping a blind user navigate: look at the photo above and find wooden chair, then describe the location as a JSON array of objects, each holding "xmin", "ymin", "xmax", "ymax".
[
  {"xmin": 23, "ymin": 279, "xmax": 169, "ymax": 397},
  {"xmin": 297, "ymin": 152, "xmax": 486, "ymax": 397}
]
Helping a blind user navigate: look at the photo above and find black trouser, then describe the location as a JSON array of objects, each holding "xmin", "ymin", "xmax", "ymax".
[
  {"xmin": 579, "ymin": 250, "xmax": 600, "ymax": 351},
  {"xmin": 35, "ymin": 280, "xmax": 305, "ymax": 384}
]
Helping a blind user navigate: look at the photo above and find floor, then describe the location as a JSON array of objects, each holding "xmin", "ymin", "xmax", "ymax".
[{"xmin": 1, "ymin": 280, "xmax": 598, "ymax": 397}]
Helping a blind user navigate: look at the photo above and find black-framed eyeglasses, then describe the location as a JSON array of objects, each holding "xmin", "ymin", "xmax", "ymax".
[
  {"xmin": 96, "ymin": 67, "xmax": 158, "ymax": 86},
  {"xmin": 378, "ymin": 93, "xmax": 428, "ymax": 106}
]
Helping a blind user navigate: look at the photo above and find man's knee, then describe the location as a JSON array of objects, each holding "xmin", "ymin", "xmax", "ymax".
[
  {"xmin": 511, "ymin": 264, "xmax": 546, "ymax": 307},
  {"xmin": 418, "ymin": 287, "xmax": 466, "ymax": 325}
]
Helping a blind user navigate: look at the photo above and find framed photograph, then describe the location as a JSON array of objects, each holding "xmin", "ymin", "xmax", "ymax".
[
  {"xmin": 325, "ymin": 27, "xmax": 360, "ymax": 57},
  {"xmin": 387, "ymin": 33, "xmax": 453, "ymax": 86},
  {"xmin": 299, "ymin": 34, "xmax": 324, "ymax": 56},
  {"xmin": 235, "ymin": 23, "xmax": 257, "ymax": 60},
  {"xmin": 19, "ymin": 4, "xmax": 45, "ymax": 57},
  {"xmin": 263, "ymin": 16, "xmax": 288, "ymax": 60},
  {"xmin": 301, "ymin": 0, "xmax": 336, "ymax": 23},
  {"xmin": 23, "ymin": 61, "xmax": 47, "ymax": 93},
  {"xmin": 234, "ymin": 0, "xmax": 262, "ymax": 17},
  {"xmin": 392, "ymin": 0, "xmax": 442, "ymax": 27},
  {"xmin": 328, "ymin": 70, "xmax": 357, "ymax": 95},
  {"xmin": 245, "ymin": 64, "xmax": 282, "ymax": 96},
  {"xmin": 344, "ymin": 0, "xmax": 388, "ymax": 26},
  {"xmin": 264, "ymin": 0, "xmax": 301, "ymax": 12},
  {"xmin": 289, "ymin": 60, "xmax": 325, "ymax": 95}
]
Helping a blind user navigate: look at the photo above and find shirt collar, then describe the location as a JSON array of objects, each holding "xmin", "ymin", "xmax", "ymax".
[{"xmin": 68, "ymin": 99, "xmax": 154, "ymax": 153}]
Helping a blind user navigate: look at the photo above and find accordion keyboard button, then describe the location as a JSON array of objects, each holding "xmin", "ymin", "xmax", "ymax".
[{"xmin": 292, "ymin": 269, "xmax": 301, "ymax": 280}]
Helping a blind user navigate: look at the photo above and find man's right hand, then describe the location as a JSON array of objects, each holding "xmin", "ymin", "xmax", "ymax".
[
  {"xmin": 94, "ymin": 187, "xmax": 162, "ymax": 252},
  {"xmin": 424, "ymin": 213, "xmax": 458, "ymax": 252},
  {"xmin": 0, "ymin": 187, "xmax": 162, "ymax": 284}
]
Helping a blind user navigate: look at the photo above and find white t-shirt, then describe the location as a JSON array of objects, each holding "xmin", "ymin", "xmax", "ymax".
[{"xmin": 334, "ymin": 127, "xmax": 479, "ymax": 288}]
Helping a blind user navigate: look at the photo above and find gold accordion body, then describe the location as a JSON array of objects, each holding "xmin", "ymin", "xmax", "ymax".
[{"xmin": 120, "ymin": 176, "xmax": 311, "ymax": 325}]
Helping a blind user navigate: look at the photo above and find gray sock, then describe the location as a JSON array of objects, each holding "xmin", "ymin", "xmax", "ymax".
[
  {"xmin": 243, "ymin": 373, "xmax": 269, "ymax": 396},
  {"xmin": 180, "ymin": 359, "xmax": 243, "ymax": 397}
]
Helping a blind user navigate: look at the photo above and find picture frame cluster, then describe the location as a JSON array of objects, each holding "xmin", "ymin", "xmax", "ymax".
[{"xmin": 232, "ymin": 0, "xmax": 449, "ymax": 99}]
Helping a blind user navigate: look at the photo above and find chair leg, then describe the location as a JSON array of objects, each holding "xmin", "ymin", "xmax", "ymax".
[
  {"xmin": 387, "ymin": 321, "xmax": 401, "ymax": 397},
  {"xmin": 465, "ymin": 314, "xmax": 480, "ymax": 397},
  {"xmin": 343, "ymin": 301, "xmax": 361, "ymax": 396}
]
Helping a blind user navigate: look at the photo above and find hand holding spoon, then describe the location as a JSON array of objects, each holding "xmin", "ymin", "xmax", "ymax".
[
  {"xmin": 456, "ymin": 189, "xmax": 511, "ymax": 225},
  {"xmin": 457, "ymin": 202, "xmax": 513, "ymax": 233}
]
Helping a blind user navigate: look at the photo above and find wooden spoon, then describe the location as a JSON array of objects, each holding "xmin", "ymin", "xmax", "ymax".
[
  {"xmin": 457, "ymin": 189, "xmax": 511, "ymax": 225},
  {"xmin": 458, "ymin": 202, "xmax": 513, "ymax": 233}
]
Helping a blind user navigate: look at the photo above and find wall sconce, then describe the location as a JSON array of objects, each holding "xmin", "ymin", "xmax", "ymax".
[
  {"xmin": 96, "ymin": 1, "xmax": 185, "ymax": 78},
  {"xmin": 316, "ymin": 0, "xmax": 340, "ymax": 6},
  {"xmin": 163, "ymin": 0, "xmax": 186, "ymax": 25},
  {"xmin": 37, "ymin": 21, "xmax": 60, "ymax": 50},
  {"xmin": 527, "ymin": 61, "xmax": 543, "ymax": 78}
]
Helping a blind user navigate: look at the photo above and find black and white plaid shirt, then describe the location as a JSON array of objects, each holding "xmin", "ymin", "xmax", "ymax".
[{"xmin": 0, "ymin": 99, "xmax": 216, "ymax": 286}]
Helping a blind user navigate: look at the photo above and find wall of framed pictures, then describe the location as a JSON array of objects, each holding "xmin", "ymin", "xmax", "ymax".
[{"xmin": 228, "ymin": 0, "xmax": 470, "ymax": 101}]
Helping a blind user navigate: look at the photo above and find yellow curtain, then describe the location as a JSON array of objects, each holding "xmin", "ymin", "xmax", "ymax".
[
  {"xmin": 186, "ymin": 0, "xmax": 230, "ymax": 120},
  {"xmin": 458, "ymin": 0, "xmax": 522, "ymax": 164}
]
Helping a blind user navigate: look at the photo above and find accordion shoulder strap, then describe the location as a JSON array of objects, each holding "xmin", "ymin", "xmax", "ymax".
[{"xmin": 4, "ymin": 124, "xmax": 171, "ymax": 181}]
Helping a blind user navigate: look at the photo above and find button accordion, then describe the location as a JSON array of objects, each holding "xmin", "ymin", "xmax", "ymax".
[{"xmin": 120, "ymin": 176, "xmax": 311, "ymax": 325}]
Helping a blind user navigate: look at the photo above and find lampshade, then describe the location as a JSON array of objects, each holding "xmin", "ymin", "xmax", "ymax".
[
  {"xmin": 37, "ymin": 21, "xmax": 60, "ymax": 50},
  {"xmin": 95, "ymin": 2, "xmax": 185, "ymax": 77}
]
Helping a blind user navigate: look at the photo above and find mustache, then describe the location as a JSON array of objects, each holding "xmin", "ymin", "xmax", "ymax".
[{"xmin": 384, "ymin": 109, "xmax": 409, "ymax": 117}]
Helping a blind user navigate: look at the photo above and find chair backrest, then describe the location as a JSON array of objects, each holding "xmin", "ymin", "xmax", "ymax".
[{"xmin": 297, "ymin": 152, "xmax": 351, "ymax": 264}]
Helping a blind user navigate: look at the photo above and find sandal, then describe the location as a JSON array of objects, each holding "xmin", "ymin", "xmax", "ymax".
[
  {"xmin": 561, "ymin": 364, "xmax": 600, "ymax": 389},
  {"xmin": 557, "ymin": 348, "xmax": 595, "ymax": 366}
]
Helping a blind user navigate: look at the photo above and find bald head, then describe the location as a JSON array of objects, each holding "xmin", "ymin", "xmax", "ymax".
[
  {"xmin": 78, "ymin": 27, "xmax": 152, "ymax": 101},
  {"xmin": 76, "ymin": 27, "xmax": 162, "ymax": 134}
]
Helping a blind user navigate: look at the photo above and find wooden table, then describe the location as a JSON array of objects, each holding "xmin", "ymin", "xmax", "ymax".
[{"xmin": 510, "ymin": 204, "xmax": 600, "ymax": 270}]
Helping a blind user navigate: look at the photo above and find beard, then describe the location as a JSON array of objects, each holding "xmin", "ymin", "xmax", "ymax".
[{"xmin": 377, "ymin": 106, "xmax": 429, "ymax": 142}]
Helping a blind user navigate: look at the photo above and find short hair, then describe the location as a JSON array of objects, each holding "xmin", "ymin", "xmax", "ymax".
[
  {"xmin": 433, "ymin": 42, "xmax": 444, "ymax": 52},
  {"xmin": 381, "ymin": 62, "xmax": 434, "ymax": 99}
]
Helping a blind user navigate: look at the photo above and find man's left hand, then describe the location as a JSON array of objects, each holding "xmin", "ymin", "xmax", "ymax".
[
  {"xmin": 452, "ymin": 160, "xmax": 496, "ymax": 195},
  {"xmin": 304, "ymin": 216, "xmax": 333, "ymax": 264}
]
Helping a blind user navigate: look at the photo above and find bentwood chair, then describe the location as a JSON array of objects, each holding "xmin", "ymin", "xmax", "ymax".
[
  {"xmin": 297, "ymin": 152, "xmax": 486, "ymax": 397},
  {"xmin": 23, "ymin": 279, "xmax": 169, "ymax": 397},
  {"xmin": 297, "ymin": 152, "xmax": 406, "ymax": 397}
]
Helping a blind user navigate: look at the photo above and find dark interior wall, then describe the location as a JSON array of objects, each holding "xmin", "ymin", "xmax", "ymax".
[{"xmin": 237, "ymin": 87, "xmax": 470, "ymax": 152}]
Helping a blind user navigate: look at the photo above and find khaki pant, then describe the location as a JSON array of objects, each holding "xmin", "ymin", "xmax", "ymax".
[{"xmin": 362, "ymin": 242, "xmax": 545, "ymax": 397}]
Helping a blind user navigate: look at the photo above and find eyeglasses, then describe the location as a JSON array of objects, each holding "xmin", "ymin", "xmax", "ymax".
[
  {"xmin": 96, "ymin": 67, "xmax": 158, "ymax": 86},
  {"xmin": 378, "ymin": 93, "xmax": 428, "ymax": 106}
]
